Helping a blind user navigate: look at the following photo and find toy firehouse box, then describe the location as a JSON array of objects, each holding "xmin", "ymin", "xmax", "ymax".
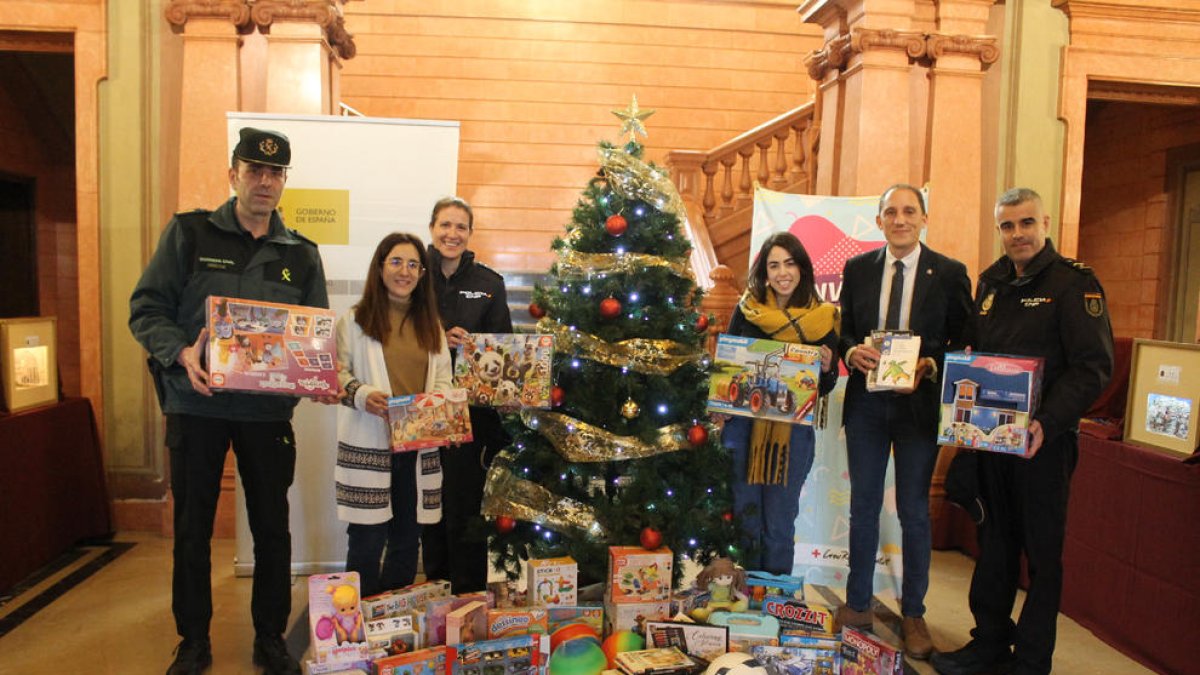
[
  {"xmin": 205, "ymin": 295, "xmax": 338, "ymax": 397},
  {"xmin": 387, "ymin": 389, "xmax": 473, "ymax": 452},
  {"xmin": 707, "ymin": 334, "xmax": 822, "ymax": 425},
  {"xmin": 938, "ymin": 351, "xmax": 1044, "ymax": 455},
  {"xmin": 453, "ymin": 333, "xmax": 554, "ymax": 408}
]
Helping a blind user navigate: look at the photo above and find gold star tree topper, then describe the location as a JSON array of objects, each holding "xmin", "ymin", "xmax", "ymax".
[{"xmin": 612, "ymin": 95, "xmax": 655, "ymax": 140}]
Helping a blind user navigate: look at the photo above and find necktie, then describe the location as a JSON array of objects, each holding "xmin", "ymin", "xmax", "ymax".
[{"xmin": 885, "ymin": 260, "xmax": 904, "ymax": 329}]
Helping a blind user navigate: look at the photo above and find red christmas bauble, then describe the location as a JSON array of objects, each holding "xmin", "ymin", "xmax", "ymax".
[
  {"xmin": 639, "ymin": 527, "xmax": 662, "ymax": 550},
  {"xmin": 605, "ymin": 214, "xmax": 628, "ymax": 236},
  {"xmin": 599, "ymin": 297, "xmax": 622, "ymax": 319},
  {"xmin": 495, "ymin": 515, "xmax": 516, "ymax": 534},
  {"xmin": 695, "ymin": 314, "xmax": 710, "ymax": 333},
  {"xmin": 551, "ymin": 386, "xmax": 565, "ymax": 408},
  {"xmin": 528, "ymin": 302, "xmax": 546, "ymax": 319},
  {"xmin": 723, "ymin": 511, "xmax": 734, "ymax": 522},
  {"xmin": 687, "ymin": 424, "xmax": 709, "ymax": 447}
]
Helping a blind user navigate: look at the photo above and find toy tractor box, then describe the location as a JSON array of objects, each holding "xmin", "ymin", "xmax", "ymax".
[
  {"xmin": 205, "ymin": 295, "xmax": 338, "ymax": 397},
  {"xmin": 708, "ymin": 334, "xmax": 822, "ymax": 425},
  {"xmin": 938, "ymin": 352, "xmax": 1044, "ymax": 455},
  {"xmin": 387, "ymin": 389, "xmax": 474, "ymax": 452},
  {"xmin": 453, "ymin": 333, "xmax": 554, "ymax": 408}
]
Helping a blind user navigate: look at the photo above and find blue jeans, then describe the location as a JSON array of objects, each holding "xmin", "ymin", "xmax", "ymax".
[
  {"xmin": 723, "ymin": 416, "xmax": 815, "ymax": 574},
  {"xmin": 345, "ymin": 451, "xmax": 421, "ymax": 597},
  {"xmin": 844, "ymin": 392, "xmax": 938, "ymax": 617}
]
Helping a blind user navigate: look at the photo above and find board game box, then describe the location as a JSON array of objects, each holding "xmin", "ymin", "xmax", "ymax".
[
  {"xmin": 938, "ymin": 351, "xmax": 1044, "ymax": 455},
  {"xmin": 761, "ymin": 597, "xmax": 834, "ymax": 636},
  {"xmin": 752, "ymin": 644, "xmax": 839, "ymax": 675},
  {"xmin": 839, "ymin": 626, "xmax": 902, "ymax": 675},
  {"xmin": 614, "ymin": 647, "xmax": 699, "ymax": 675},
  {"xmin": 643, "ymin": 621, "xmax": 729, "ymax": 662},
  {"xmin": 708, "ymin": 334, "xmax": 822, "ymax": 425},
  {"xmin": 387, "ymin": 389, "xmax": 473, "ymax": 451},
  {"xmin": 453, "ymin": 333, "xmax": 554, "ymax": 408},
  {"xmin": 205, "ymin": 295, "xmax": 337, "ymax": 397}
]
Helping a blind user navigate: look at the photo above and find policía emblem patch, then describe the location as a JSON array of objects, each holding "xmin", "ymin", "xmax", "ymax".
[
  {"xmin": 980, "ymin": 291, "xmax": 995, "ymax": 316},
  {"xmin": 1084, "ymin": 292, "xmax": 1105, "ymax": 318}
]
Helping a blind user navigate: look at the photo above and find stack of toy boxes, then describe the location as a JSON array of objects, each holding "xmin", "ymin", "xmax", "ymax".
[
  {"xmin": 605, "ymin": 546, "xmax": 673, "ymax": 634},
  {"xmin": 938, "ymin": 352, "xmax": 1044, "ymax": 455}
]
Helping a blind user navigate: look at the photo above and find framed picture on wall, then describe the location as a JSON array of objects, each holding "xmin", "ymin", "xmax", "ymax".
[
  {"xmin": 0, "ymin": 316, "xmax": 59, "ymax": 413},
  {"xmin": 1124, "ymin": 339, "xmax": 1200, "ymax": 458}
]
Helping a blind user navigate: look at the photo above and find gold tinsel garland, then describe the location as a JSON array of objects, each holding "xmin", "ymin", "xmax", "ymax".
[
  {"xmin": 555, "ymin": 249, "xmax": 692, "ymax": 281},
  {"xmin": 521, "ymin": 410, "xmax": 698, "ymax": 462},
  {"xmin": 536, "ymin": 318, "xmax": 706, "ymax": 376},
  {"xmin": 480, "ymin": 455, "xmax": 605, "ymax": 539},
  {"xmin": 598, "ymin": 144, "xmax": 688, "ymax": 219}
]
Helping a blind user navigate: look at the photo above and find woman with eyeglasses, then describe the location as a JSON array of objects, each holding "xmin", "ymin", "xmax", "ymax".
[
  {"xmin": 334, "ymin": 232, "xmax": 451, "ymax": 596},
  {"xmin": 421, "ymin": 196, "xmax": 513, "ymax": 593}
]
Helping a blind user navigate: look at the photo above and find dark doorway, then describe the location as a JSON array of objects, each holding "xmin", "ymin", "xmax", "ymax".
[{"xmin": 0, "ymin": 175, "xmax": 37, "ymax": 317}]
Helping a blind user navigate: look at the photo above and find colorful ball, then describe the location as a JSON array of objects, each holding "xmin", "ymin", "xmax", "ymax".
[
  {"xmin": 549, "ymin": 622, "xmax": 600, "ymax": 653},
  {"xmin": 548, "ymin": 636, "xmax": 607, "ymax": 675},
  {"xmin": 601, "ymin": 630, "xmax": 645, "ymax": 668}
]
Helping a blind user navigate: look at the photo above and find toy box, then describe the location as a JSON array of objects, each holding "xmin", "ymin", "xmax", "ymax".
[
  {"xmin": 643, "ymin": 621, "xmax": 729, "ymax": 662},
  {"xmin": 374, "ymin": 646, "xmax": 448, "ymax": 675},
  {"xmin": 445, "ymin": 634, "xmax": 548, "ymax": 675},
  {"xmin": 307, "ymin": 572, "xmax": 369, "ymax": 664},
  {"xmin": 304, "ymin": 657, "xmax": 372, "ymax": 675},
  {"xmin": 365, "ymin": 615, "xmax": 421, "ymax": 656},
  {"xmin": 608, "ymin": 547, "xmax": 672, "ymax": 604},
  {"xmin": 614, "ymin": 647, "xmax": 698, "ymax": 675},
  {"xmin": 545, "ymin": 605, "xmax": 605, "ymax": 634},
  {"xmin": 938, "ymin": 352, "xmax": 1044, "ymax": 455},
  {"xmin": 751, "ymin": 644, "xmax": 838, "ymax": 675},
  {"xmin": 206, "ymin": 296, "xmax": 338, "ymax": 397},
  {"xmin": 839, "ymin": 626, "xmax": 902, "ymax": 675},
  {"xmin": 446, "ymin": 600, "xmax": 489, "ymax": 645},
  {"xmin": 527, "ymin": 556, "xmax": 578, "ymax": 606},
  {"xmin": 454, "ymin": 333, "xmax": 554, "ymax": 408},
  {"xmin": 669, "ymin": 589, "xmax": 710, "ymax": 618},
  {"xmin": 865, "ymin": 331, "xmax": 922, "ymax": 392},
  {"xmin": 427, "ymin": 593, "xmax": 492, "ymax": 645},
  {"xmin": 487, "ymin": 608, "xmax": 548, "ymax": 639},
  {"xmin": 387, "ymin": 389, "xmax": 473, "ymax": 451},
  {"xmin": 605, "ymin": 601, "xmax": 671, "ymax": 635},
  {"xmin": 707, "ymin": 334, "xmax": 822, "ymax": 425},
  {"xmin": 707, "ymin": 612, "xmax": 780, "ymax": 652},
  {"xmin": 761, "ymin": 597, "xmax": 834, "ymax": 636},
  {"xmin": 362, "ymin": 580, "xmax": 452, "ymax": 621},
  {"xmin": 745, "ymin": 571, "xmax": 804, "ymax": 609}
]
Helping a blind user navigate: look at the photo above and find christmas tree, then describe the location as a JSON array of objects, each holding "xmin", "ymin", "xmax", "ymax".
[{"xmin": 481, "ymin": 98, "xmax": 740, "ymax": 585}]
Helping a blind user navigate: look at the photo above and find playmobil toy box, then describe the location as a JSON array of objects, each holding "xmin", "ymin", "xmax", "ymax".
[
  {"xmin": 707, "ymin": 612, "xmax": 780, "ymax": 652},
  {"xmin": 387, "ymin": 389, "xmax": 473, "ymax": 451},
  {"xmin": 938, "ymin": 352, "xmax": 1044, "ymax": 455},
  {"xmin": 487, "ymin": 608, "xmax": 548, "ymax": 639},
  {"xmin": 839, "ymin": 626, "xmax": 902, "ymax": 675},
  {"xmin": 454, "ymin": 333, "xmax": 554, "ymax": 408},
  {"xmin": 373, "ymin": 646, "xmax": 448, "ymax": 675},
  {"xmin": 644, "ymin": 620, "xmax": 729, "ymax": 662},
  {"xmin": 763, "ymin": 597, "xmax": 834, "ymax": 637},
  {"xmin": 745, "ymin": 571, "xmax": 804, "ymax": 609},
  {"xmin": 752, "ymin": 644, "xmax": 839, "ymax": 675},
  {"xmin": 365, "ymin": 615, "xmax": 421, "ymax": 656},
  {"xmin": 427, "ymin": 593, "xmax": 492, "ymax": 645},
  {"xmin": 608, "ymin": 547, "xmax": 672, "ymax": 604},
  {"xmin": 865, "ymin": 330, "xmax": 922, "ymax": 392},
  {"xmin": 708, "ymin": 334, "xmax": 822, "ymax": 425},
  {"xmin": 445, "ymin": 634, "xmax": 548, "ymax": 675},
  {"xmin": 604, "ymin": 600, "xmax": 671, "ymax": 635},
  {"xmin": 308, "ymin": 572, "xmax": 369, "ymax": 664},
  {"xmin": 545, "ymin": 605, "xmax": 605, "ymax": 634},
  {"xmin": 205, "ymin": 296, "xmax": 337, "ymax": 397},
  {"xmin": 362, "ymin": 580, "xmax": 452, "ymax": 621},
  {"xmin": 527, "ymin": 556, "xmax": 578, "ymax": 607}
]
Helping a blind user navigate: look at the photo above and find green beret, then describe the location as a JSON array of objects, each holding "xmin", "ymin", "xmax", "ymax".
[{"xmin": 234, "ymin": 127, "xmax": 291, "ymax": 168}]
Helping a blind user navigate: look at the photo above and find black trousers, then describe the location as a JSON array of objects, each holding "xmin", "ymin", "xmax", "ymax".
[
  {"xmin": 345, "ymin": 451, "xmax": 420, "ymax": 598},
  {"xmin": 167, "ymin": 414, "xmax": 296, "ymax": 639},
  {"xmin": 420, "ymin": 440, "xmax": 490, "ymax": 593},
  {"xmin": 968, "ymin": 431, "xmax": 1078, "ymax": 674}
]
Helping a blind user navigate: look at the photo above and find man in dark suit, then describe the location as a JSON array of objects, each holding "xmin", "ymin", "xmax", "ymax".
[{"xmin": 836, "ymin": 184, "xmax": 973, "ymax": 660}]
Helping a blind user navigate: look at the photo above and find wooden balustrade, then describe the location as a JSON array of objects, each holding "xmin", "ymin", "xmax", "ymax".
[{"xmin": 699, "ymin": 264, "xmax": 742, "ymax": 355}]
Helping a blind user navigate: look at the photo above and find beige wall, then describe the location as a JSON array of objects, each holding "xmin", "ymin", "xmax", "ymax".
[{"xmin": 341, "ymin": 0, "xmax": 822, "ymax": 271}]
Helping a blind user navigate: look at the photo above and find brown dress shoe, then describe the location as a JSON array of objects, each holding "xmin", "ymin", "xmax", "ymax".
[
  {"xmin": 836, "ymin": 604, "xmax": 873, "ymax": 629},
  {"xmin": 902, "ymin": 616, "xmax": 934, "ymax": 660}
]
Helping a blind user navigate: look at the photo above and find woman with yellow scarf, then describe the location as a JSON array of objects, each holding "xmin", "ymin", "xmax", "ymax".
[{"xmin": 722, "ymin": 232, "xmax": 840, "ymax": 574}]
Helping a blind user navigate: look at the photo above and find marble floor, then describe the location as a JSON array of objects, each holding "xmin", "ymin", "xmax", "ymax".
[{"xmin": 0, "ymin": 533, "xmax": 1149, "ymax": 674}]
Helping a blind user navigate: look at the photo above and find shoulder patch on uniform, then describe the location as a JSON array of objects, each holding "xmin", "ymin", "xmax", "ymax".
[
  {"xmin": 1059, "ymin": 257, "xmax": 1094, "ymax": 275},
  {"xmin": 1083, "ymin": 291, "xmax": 1105, "ymax": 318}
]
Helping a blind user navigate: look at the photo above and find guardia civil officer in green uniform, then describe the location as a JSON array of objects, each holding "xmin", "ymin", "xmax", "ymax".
[
  {"xmin": 933, "ymin": 188, "xmax": 1114, "ymax": 675},
  {"xmin": 130, "ymin": 128, "xmax": 331, "ymax": 675}
]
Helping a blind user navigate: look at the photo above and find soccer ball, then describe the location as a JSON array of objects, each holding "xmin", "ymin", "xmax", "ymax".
[{"xmin": 704, "ymin": 652, "xmax": 768, "ymax": 675}]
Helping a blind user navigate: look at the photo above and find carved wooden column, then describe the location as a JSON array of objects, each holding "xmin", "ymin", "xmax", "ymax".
[
  {"xmin": 700, "ymin": 265, "xmax": 742, "ymax": 355},
  {"xmin": 165, "ymin": 1, "xmax": 251, "ymax": 211},
  {"xmin": 252, "ymin": 0, "xmax": 356, "ymax": 114},
  {"xmin": 801, "ymin": 0, "xmax": 925, "ymax": 196}
]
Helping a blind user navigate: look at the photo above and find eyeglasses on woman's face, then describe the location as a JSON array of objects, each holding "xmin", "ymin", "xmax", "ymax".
[{"xmin": 385, "ymin": 257, "xmax": 424, "ymax": 274}]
